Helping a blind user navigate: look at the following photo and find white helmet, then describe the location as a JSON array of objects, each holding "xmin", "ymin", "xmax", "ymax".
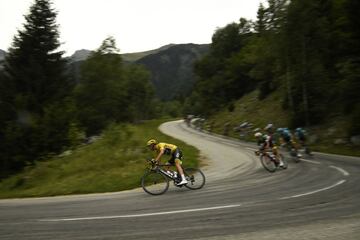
[
  {"xmin": 254, "ymin": 132, "xmax": 262, "ymax": 138},
  {"xmin": 264, "ymin": 123, "xmax": 273, "ymax": 131}
]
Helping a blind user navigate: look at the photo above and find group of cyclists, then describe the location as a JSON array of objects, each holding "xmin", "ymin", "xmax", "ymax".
[{"xmin": 254, "ymin": 123, "xmax": 310, "ymax": 168}]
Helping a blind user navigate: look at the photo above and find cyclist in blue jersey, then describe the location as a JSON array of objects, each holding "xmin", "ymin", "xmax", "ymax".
[
  {"xmin": 277, "ymin": 128, "xmax": 301, "ymax": 158},
  {"xmin": 295, "ymin": 127, "xmax": 312, "ymax": 155}
]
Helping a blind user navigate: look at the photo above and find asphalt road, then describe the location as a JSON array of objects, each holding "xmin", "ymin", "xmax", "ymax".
[{"xmin": 1, "ymin": 120, "xmax": 359, "ymax": 240}]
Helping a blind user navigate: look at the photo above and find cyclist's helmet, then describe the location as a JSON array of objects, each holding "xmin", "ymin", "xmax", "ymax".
[
  {"xmin": 264, "ymin": 123, "xmax": 274, "ymax": 132},
  {"xmin": 295, "ymin": 127, "xmax": 302, "ymax": 133},
  {"xmin": 283, "ymin": 128, "xmax": 291, "ymax": 136},
  {"xmin": 146, "ymin": 139, "xmax": 157, "ymax": 146},
  {"xmin": 276, "ymin": 128, "xmax": 283, "ymax": 133},
  {"xmin": 254, "ymin": 132, "xmax": 262, "ymax": 138}
]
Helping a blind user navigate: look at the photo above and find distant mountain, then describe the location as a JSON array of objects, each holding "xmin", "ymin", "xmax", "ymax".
[
  {"xmin": 0, "ymin": 49, "xmax": 6, "ymax": 70},
  {"xmin": 121, "ymin": 44, "xmax": 175, "ymax": 62},
  {"xmin": 67, "ymin": 44, "xmax": 210, "ymax": 100},
  {"xmin": 135, "ymin": 43, "xmax": 209, "ymax": 101},
  {"xmin": 70, "ymin": 49, "xmax": 92, "ymax": 62},
  {"xmin": 69, "ymin": 45, "xmax": 176, "ymax": 63},
  {"xmin": 0, "ymin": 49, "xmax": 6, "ymax": 61}
]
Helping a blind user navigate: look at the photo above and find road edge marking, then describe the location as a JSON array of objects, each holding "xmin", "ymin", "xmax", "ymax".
[
  {"xmin": 329, "ymin": 165, "xmax": 350, "ymax": 176},
  {"xmin": 300, "ymin": 158, "xmax": 321, "ymax": 165},
  {"xmin": 279, "ymin": 179, "xmax": 346, "ymax": 200},
  {"xmin": 39, "ymin": 204, "xmax": 242, "ymax": 222}
]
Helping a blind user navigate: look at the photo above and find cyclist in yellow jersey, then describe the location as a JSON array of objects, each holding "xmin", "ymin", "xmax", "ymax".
[{"xmin": 147, "ymin": 139, "xmax": 188, "ymax": 186}]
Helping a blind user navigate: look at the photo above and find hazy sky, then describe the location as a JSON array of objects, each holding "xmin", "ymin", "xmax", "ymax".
[{"xmin": 0, "ymin": 0, "xmax": 263, "ymax": 56}]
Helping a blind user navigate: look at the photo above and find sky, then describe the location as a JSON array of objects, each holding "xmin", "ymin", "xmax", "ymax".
[{"xmin": 0, "ymin": 0, "xmax": 263, "ymax": 56}]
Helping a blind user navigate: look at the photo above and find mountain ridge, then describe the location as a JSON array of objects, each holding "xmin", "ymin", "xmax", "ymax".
[
  {"xmin": 135, "ymin": 43, "xmax": 209, "ymax": 100},
  {"xmin": 67, "ymin": 43, "xmax": 209, "ymax": 100},
  {"xmin": 0, "ymin": 49, "xmax": 6, "ymax": 61},
  {"xmin": 69, "ymin": 44, "xmax": 178, "ymax": 63}
]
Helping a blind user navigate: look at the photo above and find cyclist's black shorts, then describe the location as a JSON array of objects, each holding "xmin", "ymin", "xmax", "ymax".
[{"xmin": 168, "ymin": 148, "xmax": 183, "ymax": 165}]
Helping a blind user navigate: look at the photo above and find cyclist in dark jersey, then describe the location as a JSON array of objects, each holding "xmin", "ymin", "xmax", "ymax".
[
  {"xmin": 295, "ymin": 128, "xmax": 306, "ymax": 144},
  {"xmin": 255, "ymin": 129, "xmax": 284, "ymax": 167}
]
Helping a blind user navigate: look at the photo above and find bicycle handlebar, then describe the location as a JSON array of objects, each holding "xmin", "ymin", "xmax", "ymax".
[{"xmin": 146, "ymin": 158, "xmax": 175, "ymax": 169}]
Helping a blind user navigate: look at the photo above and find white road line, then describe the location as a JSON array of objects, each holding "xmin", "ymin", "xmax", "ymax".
[
  {"xmin": 329, "ymin": 165, "xmax": 350, "ymax": 176},
  {"xmin": 280, "ymin": 179, "xmax": 346, "ymax": 200},
  {"xmin": 39, "ymin": 204, "xmax": 242, "ymax": 222}
]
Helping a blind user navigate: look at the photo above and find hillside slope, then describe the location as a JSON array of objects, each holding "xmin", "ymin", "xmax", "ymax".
[
  {"xmin": 0, "ymin": 120, "xmax": 199, "ymax": 198},
  {"xmin": 204, "ymin": 90, "xmax": 360, "ymax": 157}
]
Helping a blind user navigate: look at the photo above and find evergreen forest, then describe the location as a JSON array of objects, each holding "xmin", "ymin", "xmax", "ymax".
[{"xmin": 187, "ymin": 0, "xmax": 360, "ymax": 131}]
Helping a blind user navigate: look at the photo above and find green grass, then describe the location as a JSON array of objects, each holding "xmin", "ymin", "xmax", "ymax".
[
  {"xmin": 0, "ymin": 119, "xmax": 200, "ymax": 199},
  {"xmin": 208, "ymin": 90, "xmax": 289, "ymax": 140}
]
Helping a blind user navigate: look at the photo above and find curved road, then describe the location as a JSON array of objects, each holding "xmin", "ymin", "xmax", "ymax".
[{"xmin": 1, "ymin": 120, "xmax": 360, "ymax": 239}]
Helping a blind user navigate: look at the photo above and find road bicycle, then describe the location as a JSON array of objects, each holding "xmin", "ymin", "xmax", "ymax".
[
  {"xmin": 141, "ymin": 159, "xmax": 206, "ymax": 195},
  {"xmin": 255, "ymin": 150, "xmax": 288, "ymax": 172}
]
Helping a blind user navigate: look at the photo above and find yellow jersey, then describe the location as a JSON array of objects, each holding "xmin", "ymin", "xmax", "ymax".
[{"xmin": 155, "ymin": 142, "xmax": 178, "ymax": 155}]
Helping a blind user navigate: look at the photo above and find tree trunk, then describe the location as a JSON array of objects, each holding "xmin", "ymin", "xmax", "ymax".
[
  {"xmin": 285, "ymin": 55, "xmax": 294, "ymax": 110},
  {"xmin": 301, "ymin": 35, "xmax": 310, "ymax": 127}
]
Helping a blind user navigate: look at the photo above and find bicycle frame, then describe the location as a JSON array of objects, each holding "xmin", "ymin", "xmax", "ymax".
[
  {"xmin": 146, "ymin": 159, "xmax": 178, "ymax": 181},
  {"xmin": 255, "ymin": 150, "xmax": 276, "ymax": 161},
  {"xmin": 142, "ymin": 158, "xmax": 206, "ymax": 195}
]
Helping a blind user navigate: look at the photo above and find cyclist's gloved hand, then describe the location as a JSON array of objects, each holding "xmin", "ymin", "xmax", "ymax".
[{"xmin": 152, "ymin": 159, "xmax": 160, "ymax": 166}]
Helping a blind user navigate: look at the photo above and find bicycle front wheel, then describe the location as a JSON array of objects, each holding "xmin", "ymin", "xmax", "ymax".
[
  {"xmin": 260, "ymin": 155, "xmax": 277, "ymax": 172},
  {"xmin": 184, "ymin": 168, "xmax": 206, "ymax": 190},
  {"xmin": 141, "ymin": 171, "xmax": 169, "ymax": 195}
]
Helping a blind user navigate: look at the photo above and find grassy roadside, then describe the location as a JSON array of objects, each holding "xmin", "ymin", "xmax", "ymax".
[
  {"xmin": 205, "ymin": 90, "xmax": 360, "ymax": 157},
  {"xmin": 0, "ymin": 119, "xmax": 200, "ymax": 199}
]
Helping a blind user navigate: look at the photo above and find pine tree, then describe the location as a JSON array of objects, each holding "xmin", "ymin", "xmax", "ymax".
[
  {"xmin": 75, "ymin": 37, "xmax": 155, "ymax": 134},
  {"xmin": 0, "ymin": 0, "xmax": 71, "ymax": 177},
  {"xmin": 75, "ymin": 37, "xmax": 127, "ymax": 135},
  {"xmin": 4, "ymin": 0, "xmax": 69, "ymax": 114}
]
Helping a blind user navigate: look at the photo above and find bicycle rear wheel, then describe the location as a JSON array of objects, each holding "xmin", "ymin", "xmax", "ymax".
[
  {"xmin": 260, "ymin": 155, "xmax": 277, "ymax": 172},
  {"xmin": 141, "ymin": 171, "xmax": 169, "ymax": 195},
  {"xmin": 184, "ymin": 168, "xmax": 206, "ymax": 190}
]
